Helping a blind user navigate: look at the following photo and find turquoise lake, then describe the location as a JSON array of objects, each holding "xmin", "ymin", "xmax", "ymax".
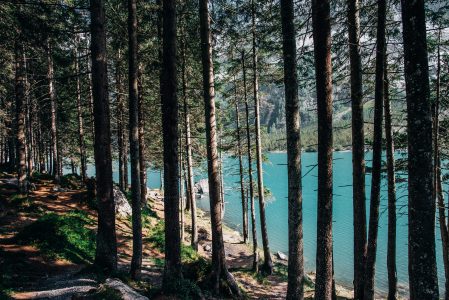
[{"xmin": 82, "ymin": 151, "xmax": 445, "ymax": 296}]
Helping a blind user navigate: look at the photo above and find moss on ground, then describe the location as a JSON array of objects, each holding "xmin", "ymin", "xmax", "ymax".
[{"xmin": 14, "ymin": 210, "xmax": 96, "ymax": 264}]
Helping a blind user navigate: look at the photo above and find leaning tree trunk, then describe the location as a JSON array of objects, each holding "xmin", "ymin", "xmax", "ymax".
[
  {"xmin": 161, "ymin": 0, "xmax": 182, "ymax": 290},
  {"xmin": 384, "ymin": 60, "xmax": 397, "ymax": 300},
  {"xmin": 128, "ymin": 0, "xmax": 142, "ymax": 280},
  {"xmin": 312, "ymin": 0, "xmax": 334, "ymax": 299},
  {"xmin": 242, "ymin": 50, "xmax": 258, "ymax": 272},
  {"xmin": 15, "ymin": 42, "xmax": 27, "ymax": 194},
  {"xmin": 199, "ymin": 0, "xmax": 240, "ymax": 296},
  {"xmin": 401, "ymin": 0, "xmax": 439, "ymax": 299},
  {"xmin": 280, "ymin": 0, "xmax": 304, "ymax": 298},
  {"xmin": 90, "ymin": 0, "xmax": 117, "ymax": 274},
  {"xmin": 364, "ymin": 1, "xmax": 386, "ymax": 299},
  {"xmin": 347, "ymin": 1, "xmax": 367, "ymax": 298},
  {"xmin": 47, "ymin": 43, "xmax": 59, "ymax": 182},
  {"xmin": 74, "ymin": 34, "xmax": 87, "ymax": 182},
  {"xmin": 251, "ymin": 0, "xmax": 273, "ymax": 275},
  {"xmin": 181, "ymin": 38, "xmax": 197, "ymax": 250}
]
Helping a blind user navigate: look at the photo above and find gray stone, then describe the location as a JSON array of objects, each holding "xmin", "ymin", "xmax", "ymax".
[
  {"xmin": 276, "ymin": 251, "xmax": 288, "ymax": 261},
  {"xmin": 113, "ymin": 187, "xmax": 132, "ymax": 218},
  {"xmin": 194, "ymin": 178, "xmax": 209, "ymax": 194},
  {"xmin": 104, "ymin": 278, "xmax": 148, "ymax": 300}
]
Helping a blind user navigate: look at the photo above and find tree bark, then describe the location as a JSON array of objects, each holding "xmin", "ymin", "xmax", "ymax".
[
  {"xmin": 234, "ymin": 89, "xmax": 248, "ymax": 244},
  {"xmin": 116, "ymin": 49, "xmax": 127, "ymax": 192},
  {"xmin": 199, "ymin": 0, "xmax": 240, "ymax": 296},
  {"xmin": 401, "ymin": 0, "xmax": 439, "ymax": 298},
  {"xmin": 47, "ymin": 43, "xmax": 59, "ymax": 182},
  {"xmin": 90, "ymin": 0, "xmax": 118, "ymax": 274},
  {"xmin": 347, "ymin": 1, "xmax": 367, "ymax": 298},
  {"xmin": 364, "ymin": 1, "xmax": 386, "ymax": 299},
  {"xmin": 128, "ymin": 0, "xmax": 142, "ymax": 280},
  {"xmin": 384, "ymin": 59, "xmax": 397, "ymax": 300},
  {"xmin": 138, "ymin": 67, "xmax": 146, "ymax": 206},
  {"xmin": 251, "ymin": 0, "xmax": 273, "ymax": 275},
  {"xmin": 312, "ymin": 0, "xmax": 333, "ymax": 298},
  {"xmin": 74, "ymin": 34, "xmax": 87, "ymax": 182},
  {"xmin": 281, "ymin": 0, "xmax": 304, "ymax": 298},
  {"xmin": 242, "ymin": 50, "xmax": 258, "ymax": 272},
  {"xmin": 15, "ymin": 42, "xmax": 27, "ymax": 193},
  {"xmin": 161, "ymin": 0, "xmax": 182, "ymax": 290},
  {"xmin": 434, "ymin": 29, "xmax": 449, "ymax": 300},
  {"xmin": 181, "ymin": 38, "xmax": 197, "ymax": 250}
]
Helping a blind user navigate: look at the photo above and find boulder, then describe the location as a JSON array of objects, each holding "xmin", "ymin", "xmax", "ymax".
[
  {"xmin": 276, "ymin": 251, "xmax": 288, "ymax": 261},
  {"xmin": 203, "ymin": 244, "xmax": 212, "ymax": 252},
  {"xmin": 113, "ymin": 187, "xmax": 132, "ymax": 218},
  {"xmin": 103, "ymin": 278, "xmax": 148, "ymax": 300},
  {"xmin": 194, "ymin": 178, "xmax": 209, "ymax": 194},
  {"xmin": 146, "ymin": 188, "xmax": 162, "ymax": 201}
]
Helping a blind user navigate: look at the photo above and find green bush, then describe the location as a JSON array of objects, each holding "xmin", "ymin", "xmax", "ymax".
[
  {"xmin": 14, "ymin": 210, "xmax": 96, "ymax": 264},
  {"xmin": 60, "ymin": 173, "xmax": 84, "ymax": 189}
]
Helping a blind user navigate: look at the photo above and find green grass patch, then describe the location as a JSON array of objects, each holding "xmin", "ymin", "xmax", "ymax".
[
  {"xmin": 30, "ymin": 172, "xmax": 54, "ymax": 182},
  {"xmin": 14, "ymin": 210, "xmax": 96, "ymax": 264}
]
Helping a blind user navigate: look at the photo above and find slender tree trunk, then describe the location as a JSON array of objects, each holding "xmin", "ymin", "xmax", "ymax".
[
  {"xmin": 250, "ymin": 0, "xmax": 273, "ymax": 274},
  {"xmin": 161, "ymin": 0, "xmax": 182, "ymax": 289},
  {"xmin": 90, "ymin": 0, "xmax": 118, "ymax": 273},
  {"xmin": 75, "ymin": 35, "xmax": 87, "ymax": 182},
  {"xmin": 127, "ymin": 0, "xmax": 143, "ymax": 279},
  {"xmin": 234, "ymin": 92, "xmax": 248, "ymax": 244},
  {"xmin": 15, "ymin": 42, "xmax": 27, "ymax": 193},
  {"xmin": 364, "ymin": 1, "xmax": 386, "ymax": 299},
  {"xmin": 401, "ymin": 1, "xmax": 439, "ymax": 298},
  {"xmin": 199, "ymin": 0, "xmax": 240, "ymax": 295},
  {"xmin": 242, "ymin": 50, "xmax": 258, "ymax": 272},
  {"xmin": 434, "ymin": 30, "xmax": 449, "ymax": 300},
  {"xmin": 181, "ymin": 39, "xmax": 197, "ymax": 250},
  {"xmin": 116, "ymin": 49, "xmax": 126, "ymax": 192},
  {"xmin": 312, "ymin": 0, "xmax": 333, "ymax": 298},
  {"xmin": 384, "ymin": 59, "xmax": 397, "ymax": 300},
  {"xmin": 138, "ymin": 67, "xmax": 146, "ymax": 206},
  {"xmin": 180, "ymin": 139, "xmax": 185, "ymax": 243},
  {"xmin": 47, "ymin": 43, "xmax": 59, "ymax": 182},
  {"xmin": 281, "ymin": 0, "xmax": 304, "ymax": 298},
  {"xmin": 347, "ymin": 1, "xmax": 367, "ymax": 298}
]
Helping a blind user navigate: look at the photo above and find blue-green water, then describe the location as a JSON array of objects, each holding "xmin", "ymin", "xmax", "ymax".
[{"xmin": 82, "ymin": 151, "xmax": 445, "ymax": 295}]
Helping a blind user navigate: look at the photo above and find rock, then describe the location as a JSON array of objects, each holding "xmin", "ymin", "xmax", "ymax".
[
  {"xmin": 203, "ymin": 244, "xmax": 212, "ymax": 252},
  {"xmin": 276, "ymin": 251, "xmax": 288, "ymax": 261},
  {"xmin": 104, "ymin": 278, "xmax": 148, "ymax": 300},
  {"xmin": 113, "ymin": 187, "xmax": 132, "ymax": 218},
  {"xmin": 146, "ymin": 188, "xmax": 162, "ymax": 201},
  {"xmin": 194, "ymin": 178, "xmax": 209, "ymax": 194}
]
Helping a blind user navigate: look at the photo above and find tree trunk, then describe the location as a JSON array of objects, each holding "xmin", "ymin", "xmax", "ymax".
[
  {"xmin": 347, "ymin": 1, "xmax": 367, "ymax": 298},
  {"xmin": 116, "ymin": 49, "xmax": 127, "ymax": 192},
  {"xmin": 251, "ymin": 0, "xmax": 273, "ymax": 275},
  {"xmin": 128, "ymin": 0, "xmax": 142, "ymax": 280},
  {"xmin": 312, "ymin": 0, "xmax": 333, "ymax": 298},
  {"xmin": 434, "ymin": 30, "xmax": 449, "ymax": 300},
  {"xmin": 364, "ymin": 1, "xmax": 386, "ymax": 299},
  {"xmin": 180, "ymin": 139, "xmax": 185, "ymax": 243},
  {"xmin": 138, "ymin": 67, "xmax": 146, "ymax": 206},
  {"xmin": 401, "ymin": 1, "xmax": 439, "ymax": 298},
  {"xmin": 47, "ymin": 43, "xmax": 59, "ymax": 182},
  {"xmin": 90, "ymin": 0, "xmax": 118, "ymax": 273},
  {"xmin": 199, "ymin": 0, "xmax": 240, "ymax": 296},
  {"xmin": 181, "ymin": 38, "xmax": 197, "ymax": 250},
  {"xmin": 15, "ymin": 42, "xmax": 27, "ymax": 193},
  {"xmin": 161, "ymin": 0, "xmax": 182, "ymax": 290},
  {"xmin": 242, "ymin": 50, "xmax": 258, "ymax": 272},
  {"xmin": 384, "ymin": 59, "xmax": 397, "ymax": 300},
  {"xmin": 234, "ymin": 91, "xmax": 248, "ymax": 244},
  {"xmin": 280, "ymin": 0, "xmax": 304, "ymax": 298},
  {"xmin": 74, "ymin": 34, "xmax": 87, "ymax": 182}
]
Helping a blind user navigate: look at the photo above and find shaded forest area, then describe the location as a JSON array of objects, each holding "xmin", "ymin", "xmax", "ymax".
[{"xmin": 1, "ymin": 0, "xmax": 449, "ymax": 299}]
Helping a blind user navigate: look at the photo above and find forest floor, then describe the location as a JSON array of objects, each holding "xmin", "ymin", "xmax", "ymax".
[{"xmin": 0, "ymin": 171, "xmax": 354, "ymax": 300}]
